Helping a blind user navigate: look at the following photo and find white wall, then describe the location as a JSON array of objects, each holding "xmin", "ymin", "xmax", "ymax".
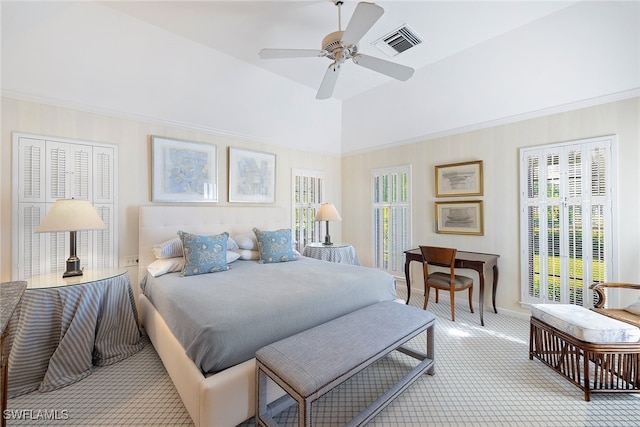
[
  {"xmin": 1, "ymin": 1, "xmax": 342, "ymax": 155},
  {"xmin": 0, "ymin": 97, "xmax": 342, "ymax": 285},
  {"xmin": 341, "ymin": 97, "xmax": 640, "ymax": 316}
]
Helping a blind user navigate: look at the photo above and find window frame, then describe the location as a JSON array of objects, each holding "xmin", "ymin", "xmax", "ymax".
[
  {"xmin": 519, "ymin": 135, "xmax": 617, "ymax": 307},
  {"xmin": 291, "ymin": 168, "xmax": 325, "ymax": 252},
  {"xmin": 371, "ymin": 165, "xmax": 412, "ymax": 277}
]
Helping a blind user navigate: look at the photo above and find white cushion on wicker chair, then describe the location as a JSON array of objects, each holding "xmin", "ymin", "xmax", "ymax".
[{"xmin": 531, "ymin": 304, "xmax": 640, "ymax": 343}]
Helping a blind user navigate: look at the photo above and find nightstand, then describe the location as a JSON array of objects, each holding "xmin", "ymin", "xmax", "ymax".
[
  {"xmin": 7, "ymin": 268, "xmax": 143, "ymax": 397},
  {"xmin": 302, "ymin": 242, "xmax": 360, "ymax": 265}
]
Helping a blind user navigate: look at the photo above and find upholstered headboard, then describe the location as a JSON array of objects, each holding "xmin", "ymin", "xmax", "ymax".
[{"xmin": 138, "ymin": 206, "xmax": 291, "ymax": 288}]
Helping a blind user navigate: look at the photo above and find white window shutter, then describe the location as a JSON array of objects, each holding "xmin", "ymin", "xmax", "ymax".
[
  {"xmin": 520, "ymin": 136, "xmax": 615, "ymax": 307},
  {"xmin": 13, "ymin": 133, "xmax": 118, "ymax": 280},
  {"xmin": 94, "ymin": 146, "xmax": 114, "ymax": 203},
  {"xmin": 371, "ymin": 166, "xmax": 411, "ymax": 276},
  {"xmin": 73, "ymin": 145, "xmax": 92, "ymax": 200},
  {"xmin": 17, "ymin": 138, "xmax": 46, "ymax": 203},
  {"xmin": 46, "ymin": 228, "xmax": 67, "ymax": 277},
  {"xmin": 16, "ymin": 203, "xmax": 46, "ymax": 279},
  {"xmin": 46, "ymin": 141, "xmax": 70, "ymax": 201},
  {"xmin": 292, "ymin": 169, "xmax": 325, "ymax": 252},
  {"xmin": 94, "ymin": 204, "xmax": 115, "ymax": 269}
]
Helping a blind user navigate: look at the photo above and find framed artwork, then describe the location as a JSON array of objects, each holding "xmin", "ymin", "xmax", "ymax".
[
  {"xmin": 228, "ymin": 147, "xmax": 276, "ymax": 203},
  {"xmin": 435, "ymin": 200, "xmax": 483, "ymax": 235},
  {"xmin": 151, "ymin": 136, "xmax": 218, "ymax": 203},
  {"xmin": 435, "ymin": 160, "xmax": 483, "ymax": 197}
]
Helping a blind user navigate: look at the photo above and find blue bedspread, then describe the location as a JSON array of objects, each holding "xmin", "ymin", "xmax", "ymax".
[{"xmin": 141, "ymin": 257, "xmax": 396, "ymax": 374}]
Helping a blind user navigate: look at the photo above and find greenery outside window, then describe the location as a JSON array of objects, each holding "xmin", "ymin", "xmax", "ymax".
[{"xmin": 519, "ymin": 136, "xmax": 616, "ymax": 307}]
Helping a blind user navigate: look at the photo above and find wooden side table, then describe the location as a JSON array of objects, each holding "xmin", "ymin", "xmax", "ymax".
[
  {"xmin": 302, "ymin": 242, "xmax": 360, "ymax": 265},
  {"xmin": 1, "ymin": 281, "xmax": 27, "ymax": 427}
]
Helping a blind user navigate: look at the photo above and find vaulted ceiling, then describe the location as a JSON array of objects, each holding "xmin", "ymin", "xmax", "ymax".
[
  {"xmin": 104, "ymin": 1, "xmax": 578, "ymax": 100},
  {"xmin": 2, "ymin": 1, "xmax": 639, "ymax": 155}
]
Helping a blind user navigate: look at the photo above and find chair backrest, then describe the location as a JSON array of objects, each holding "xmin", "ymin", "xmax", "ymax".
[{"xmin": 419, "ymin": 246, "xmax": 457, "ymax": 269}]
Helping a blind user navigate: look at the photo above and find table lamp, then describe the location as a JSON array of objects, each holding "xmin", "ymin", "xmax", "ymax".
[
  {"xmin": 35, "ymin": 198, "xmax": 107, "ymax": 277},
  {"xmin": 315, "ymin": 203, "xmax": 342, "ymax": 246}
]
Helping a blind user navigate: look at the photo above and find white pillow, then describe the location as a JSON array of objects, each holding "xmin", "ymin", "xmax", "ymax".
[
  {"xmin": 232, "ymin": 249, "xmax": 260, "ymax": 260},
  {"xmin": 624, "ymin": 301, "xmax": 640, "ymax": 316},
  {"xmin": 152, "ymin": 237, "xmax": 183, "ymax": 259},
  {"xmin": 232, "ymin": 232, "xmax": 258, "ymax": 250},
  {"xmin": 147, "ymin": 251, "xmax": 241, "ymax": 277},
  {"xmin": 226, "ymin": 250, "xmax": 241, "ymax": 263},
  {"xmin": 226, "ymin": 236, "xmax": 239, "ymax": 250},
  {"xmin": 147, "ymin": 257, "xmax": 185, "ymax": 277}
]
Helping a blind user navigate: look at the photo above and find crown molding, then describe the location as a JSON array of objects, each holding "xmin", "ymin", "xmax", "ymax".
[{"xmin": 342, "ymin": 88, "xmax": 640, "ymax": 156}]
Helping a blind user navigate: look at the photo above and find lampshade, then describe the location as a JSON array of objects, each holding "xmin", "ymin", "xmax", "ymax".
[
  {"xmin": 36, "ymin": 199, "xmax": 106, "ymax": 233},
  {"xmin": 315, "ymin": 203, "xmax": 342, "ymax": 222},
  {"xmin": 35, "ymin": 199, "xmax": 106, "ymax": 278}
]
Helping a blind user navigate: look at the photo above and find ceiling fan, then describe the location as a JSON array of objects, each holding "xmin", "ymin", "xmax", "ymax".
[{"xmin": 259, "ymin": 1, "xmax": 415, "ymax": 100}]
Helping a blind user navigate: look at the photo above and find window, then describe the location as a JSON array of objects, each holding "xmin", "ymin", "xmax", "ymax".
[
  {"xmin": 12, "ymin": 133, "xmax": 118, "ymax": 280},
  {"xmin": 372, "ymin": 165, "xmax": 411, "ymax": 276},
  {"xmin": 520, "ymin": 136, "xmax": 616, "ymax": 307},
  {"xmin": 292, "ymin": 169, "xmax": 325, "ymax": 252}
]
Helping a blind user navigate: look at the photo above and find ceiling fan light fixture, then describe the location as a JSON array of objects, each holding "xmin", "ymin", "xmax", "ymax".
[
  {"xmin": 322, "ymin": 31, "xmax": 345, "ymax": 55},
  {"xmin": 259, "ymin": 2, "xmax": 415, "ymax": 100}
]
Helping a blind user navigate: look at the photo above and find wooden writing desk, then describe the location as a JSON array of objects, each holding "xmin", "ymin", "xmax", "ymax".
[{"xmin": 404, "ymin": 248, "xmax": 500, "ymax": 326}]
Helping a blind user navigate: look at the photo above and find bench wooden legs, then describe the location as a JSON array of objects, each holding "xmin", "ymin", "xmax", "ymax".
[{"xmin": 530, "ymin": 317, "xmax": 640, "ymax": 401}]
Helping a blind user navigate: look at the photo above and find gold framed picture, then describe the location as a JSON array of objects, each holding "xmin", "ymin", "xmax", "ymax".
[
  {"xmin": 435, "ymin": 200, "xmax": 483, "ymax": 235},
  {"xmin": 435, "ymin": 160, "xmax": 483, "ymax": 197}
]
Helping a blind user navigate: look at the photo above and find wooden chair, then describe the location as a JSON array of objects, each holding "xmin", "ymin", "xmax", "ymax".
[{"xmin": 419, "ymin": 246, "xmax": 474, "ymax": 321}]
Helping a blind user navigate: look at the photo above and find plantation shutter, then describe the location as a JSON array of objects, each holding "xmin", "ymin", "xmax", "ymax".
[
  {"xmin": 18, "ymin": 138, "xmax": 45, "ymax": 203},
  {"xmin": 94, "ymin": 146, "xmax": 114, "ymax": 203},
  {"xmin": 13, "ymin": 133, "xmax": 118, "ymax": 280},
  {"xmin": 372, "ymin": 166, "xmax": 411, "ymax": 276},
  {"xmin": 292, "ymin": 169, "xmax": 325, "ymax": 252},
  {"xmin": 16, "ymin": 204, "xmax": 46, "ymax": 279},
  {"xmin": 520, "ymin": 136, "xmax": 615, "ymax": 307}
]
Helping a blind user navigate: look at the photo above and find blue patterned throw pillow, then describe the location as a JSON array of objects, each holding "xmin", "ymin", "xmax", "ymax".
[
  {"xmin": 177, "ymin": 231, "xmax": 229, "ymax": 276},
  {"xmin": 253, "ymin": 228, "xmax": 296, "ymax": 264}
]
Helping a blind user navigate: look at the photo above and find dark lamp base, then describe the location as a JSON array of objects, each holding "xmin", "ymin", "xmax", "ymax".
[
  {"xmin": 323, "ymin": 233, "xmax": 333, "ymax": 246},
  {"xmin": 63, "ymin": 257, "xmax": 83, "ymax": 277}
]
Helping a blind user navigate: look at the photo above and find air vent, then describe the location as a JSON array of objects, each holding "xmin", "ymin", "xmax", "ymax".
[{"xmin": 373, "ymin": 25, "xmax": 422, "ymax": 57}]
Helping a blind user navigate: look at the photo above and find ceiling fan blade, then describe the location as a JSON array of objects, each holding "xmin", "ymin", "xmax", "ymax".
[
  {"xmin": 259, "ymin": 48, "xmax": 326, "ymax": 59},
  {"xmin": 341, "ymin": 2, "xmax": 384, "ymax": 46},
  {"xmin": 316, "ymin": 62, "xmax": 341, "ymax": 100},
  {"xmin": 352, "ymin": 54, "xmax": 415, "ymax": 81}
]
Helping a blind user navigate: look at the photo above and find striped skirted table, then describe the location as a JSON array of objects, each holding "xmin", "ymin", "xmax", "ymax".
[
  {"xmin": 302, "ymin": 242, "xmax": 360, "ymax": 265},
  {"xmin": 7, "ymin": 269, "xmax": 143, "ymax": 397}
]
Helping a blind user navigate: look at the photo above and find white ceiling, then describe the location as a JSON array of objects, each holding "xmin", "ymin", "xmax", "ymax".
[
  {"xmin": 105, "ymin": 0, "xmax": 578, "ymax": 100},
  {"xmin": 3, "ymin": 1, "xmax": 638, "ymax": 155}
]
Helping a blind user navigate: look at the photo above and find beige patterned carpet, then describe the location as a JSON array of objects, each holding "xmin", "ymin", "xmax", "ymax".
[{"xmin": 7, "ymin": 287, "xmax": 640, "ymax": 426}]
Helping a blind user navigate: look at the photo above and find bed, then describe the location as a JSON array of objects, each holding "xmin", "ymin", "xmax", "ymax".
[{"xmin": 137, "ymin": 206, "xmax": 397, "ymax": 426}]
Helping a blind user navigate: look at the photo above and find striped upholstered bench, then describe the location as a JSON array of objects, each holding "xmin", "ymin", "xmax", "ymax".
[
  {"xmin": 255, "ymin": 301, "xmax": 435, "ymax": 426},
  {"xmin": 529, "ymin": 304, "xmax": 640, "ymax": 401}
]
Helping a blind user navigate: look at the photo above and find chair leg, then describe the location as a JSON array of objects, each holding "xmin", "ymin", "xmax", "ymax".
[
  {"xmin": 450, "ymin": 288, "xmax": 456, "ymax": 322},
  {"xmin": 423, "ymin": 285, "xmax": 431, "ymax": 310},
  {"xmin": 435, "ymin": 288, "xmax": 439, "ymax": 303},
  {"xmin": 468, "ymin": 286, "xmax": 474, "ymax": 313}
]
